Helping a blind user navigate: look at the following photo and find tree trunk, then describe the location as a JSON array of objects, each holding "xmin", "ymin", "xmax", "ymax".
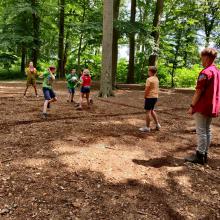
[
  {"xmin": 77, "ymin": 4, "xmax": 86, "ymax": 74},
  {"xmin": 127, "ymin": 0, "xmax": 136, "ymax": 84},
  {"xmin": 99, "ymin": 0, "xmax": 114, "ymax": 97},
  {"xmin": 31, "ymin": 0, "xmax": 40, "ymax": 67},
  {"xmin": 21, "ymin": 45, "xmax": 26, "ymax": 74},
  {"xmin": 148, "ymin": 0, "xmax": 164, "ymax": 66},
  {"xmin": 57, "ymin": 0, "xmax": 65, "ymax": 78},
  {"xmin": 63, "ymin": 31, "xmax": 70, "ymax": 71},
  {"xmin": 112, "ymin": 0, "xmax": 120, "ymax": 88},
  {"xmin": 203, "ymin": 1, "xmax": 219, "ymax": 47},
  {"xmin": 171, "ymin": 30, "xmax": 182, "ymax": 88}
]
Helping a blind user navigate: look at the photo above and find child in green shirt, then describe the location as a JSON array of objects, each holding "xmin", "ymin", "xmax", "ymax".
[
  {"xmin": 65, "ymin": 69, "xmax": 78, "ymax": 103},
  {"xmin": 40, "ymin": 66, "xmax": 57, "ymax": 118}
]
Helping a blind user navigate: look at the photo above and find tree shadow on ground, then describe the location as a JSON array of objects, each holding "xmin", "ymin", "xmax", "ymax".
[{"xmin": 132, "ymin": 156, "xmax": 183, "ymax": 168}]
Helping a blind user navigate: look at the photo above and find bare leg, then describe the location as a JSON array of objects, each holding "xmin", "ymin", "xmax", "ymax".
[
  {"xmin": 24, "ymin": 85, "xmax": 29, "ymax": 96},
  {"xmin": 71, "ymin": 93, "xmax": 74, "ymax": 102},
  {"xmin": 151, "ymin": 110, "xmax": 159, "ymax": 125},
  {"xmin": 43, "ymin": 98, "xmax": 57, "ymax": 113},
  {"xmin": 145, "ymin": 110, "xmax": 151, "ymax": 128},
  {"xmin": 33, "ymin": 84, "xmax": 38, "ymax": 96},
  {"xmin": 43, "ymin": 100, "xmax": 49, "ymax": 114},
  {"xmin": 68, "ymin": 93, "xmax": 71, "ymax": 102},
  {"xmin": 78, "ymin": 93, "xmax": 84, "ymax": 109},
  {"xmin": 86, "ymin": 93, "xmax": 90, "ymax": 107}
]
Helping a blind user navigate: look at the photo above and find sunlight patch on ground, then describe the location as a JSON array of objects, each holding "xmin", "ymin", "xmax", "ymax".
[
  {"xmin": 13, "ymin": 158, "xmax": 49, "ymax": 168},
  {"xmin": 51, "ymin": 139, "xmax": 177, "ymax": 187},
  {"xmin": 125, "ymin": 118, "xmax": 144, "ymax": 126}
]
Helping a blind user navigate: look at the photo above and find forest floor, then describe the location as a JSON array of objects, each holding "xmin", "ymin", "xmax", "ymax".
[{"xmin": 0, "ymin": 81, "xmax": 219, "ymax": 220}]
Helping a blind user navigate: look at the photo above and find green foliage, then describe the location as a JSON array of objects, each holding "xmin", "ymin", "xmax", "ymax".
[
  {"xmin": 157, "ymin": 65, "xmax": 171, "ymax": 87},
  {"xmin": 117, "ymin": 58, "xmax": 128, "ymax": 82},
  {"xmin": 0, "ymin": 68, "xmax": 24, "ymax": 80},
  {"xmin": 0, "ymin": 53, "xmax": 18, "ymax": 70},
  {"xmin": 0, "ymin": 0, "xmax": 219, "ymax": 88},
  {"xmin": 174, "ymin": 65, "xmax": 201, "ymax": 88}
]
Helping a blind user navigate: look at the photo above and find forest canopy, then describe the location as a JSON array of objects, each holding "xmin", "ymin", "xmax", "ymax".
[{"xmin": 0, "ymin": 0, "xmax": 219, "ymax": 88}]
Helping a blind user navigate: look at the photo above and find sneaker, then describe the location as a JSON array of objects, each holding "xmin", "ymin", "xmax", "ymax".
[
  {"xmin": 42, "ymin": 113, "xmax": 47, "ymax": 119},
  {"xmin": 76, "ymin": 106, "xmax": 83, "ymax": 110},
  {"xmin": 139, "ymin": 127, "xmax": 150, "ymax": 132},
  {"xmin": 156, "ymin": 123, "xmax": 161, "ymax": 130}
]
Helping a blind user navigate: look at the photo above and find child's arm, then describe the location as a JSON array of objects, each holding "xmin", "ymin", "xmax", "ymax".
[
  {"xmin": 49, "ymin": 71, "xmax": 55, "ymax": 80},
  {"xmin": 25, "ymin": 68, "xmax": 28, "ymax": 76},
  {"xmin": 144, "ymin": 79, "xmax": 150, "ymax": 98}
]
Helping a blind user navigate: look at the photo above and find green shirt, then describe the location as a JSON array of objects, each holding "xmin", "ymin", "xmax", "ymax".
[
  {"xmin": 42, "ymin": 72, "xmax": 55, "ymax": 89},
  {"xmin": 65, "ymin": 73, "xmax": 78, "ymax": 89}
]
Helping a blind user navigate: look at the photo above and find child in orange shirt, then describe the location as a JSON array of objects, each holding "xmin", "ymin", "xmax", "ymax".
[{"xmin": 139, "ymin": 66, "xmax": 161, "ymax": 132}]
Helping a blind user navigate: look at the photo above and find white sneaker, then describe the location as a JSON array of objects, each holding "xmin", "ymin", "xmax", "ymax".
[
  {"xmin": 139, "ymin": 127, "xmax": 150, "ymax": 132},
  {"xmin": 156, "ymin": 124, "xmax": 161, "ymax": 130}
]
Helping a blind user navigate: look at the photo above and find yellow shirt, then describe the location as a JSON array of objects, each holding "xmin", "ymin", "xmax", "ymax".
[
  {"xmin": 145, "ymin": 75, "xmax": 159, "ymax": 98},
  {"xmin": 26, "ymin": 67, "xmax": 37, "ymax": 79}
]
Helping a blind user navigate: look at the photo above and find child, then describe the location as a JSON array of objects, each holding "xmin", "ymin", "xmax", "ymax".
[
  {"xmin": 139, "ymin": 66, "xmax": 161, "ymax": 132},
  {"xmin": 65, "ymin": 69, "xmax": 78, "ymax": 103},
  {"xmin": 40, "ymin": 66, "xmax": 57, "ymax": 118},
  {"xmin": 23, "ymin": 61, "xmax": 38, "ymax": 97},
  {"xmin": 76, "ymin": 69, "xmax": 92, "ymax": 110}
]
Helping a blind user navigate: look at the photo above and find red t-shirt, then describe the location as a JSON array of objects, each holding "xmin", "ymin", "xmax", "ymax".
[
  {"xmin": 193, "ymin": 64, "xmax": 220, "ymax": 117},
  {"xmin": 82, "ymin": 75, "xmax": 91, "ymax": 87}
]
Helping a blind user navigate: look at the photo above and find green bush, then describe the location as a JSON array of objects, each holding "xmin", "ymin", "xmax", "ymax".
[
  {"xmin": 0, "ymin": 68, "xmax": 24, "ymax": 80},
  {"xmin": 117, "ymin": 58, "xmax": 128, "ymax": 82},
  {"xmin": 174, "ymin": 65, "xmax": 201, "ymax": 88},
  {"xmin": 157, "ymin": 65, "xmax": 171, "ymax": 87}
]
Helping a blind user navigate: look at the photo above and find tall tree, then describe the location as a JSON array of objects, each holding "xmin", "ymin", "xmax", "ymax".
[
  {"xmin": 58, "ymin": 0, "xmax": 65, "ymax": 78},
  {"xmin": 99, "ymin": 0, "xmax": 114, "ymax": 97},
  {"xmin": 112, "ymin": 0, "xmax": 120, "ymax": 88},
  {"xmin": 201, "ymin": 0, "xmax": 220, "ymax": 47},
  {"xmin": 148, "ymin": 0, "xmax": 164, "ymax": 66},
  {"xmin": 127, "ymin": 0, "xmax": 136, "ymax": 84},
  {"xmin": 31, "ymin": 0, "xmax": 40, "ymax": 67}
]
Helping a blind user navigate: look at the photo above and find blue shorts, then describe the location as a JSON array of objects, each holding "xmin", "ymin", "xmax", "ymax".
[
  {"xmin": 81, "ymin": 86, "xmax": 90, "ymax": 94},
  {"xmin": 68, "ymin": 88, "xmax": 75, "ymax": 94},
  {"xmin": 144, "ymin": 98, "xmax": 158, "ymax": 110},
  {"xmin": 43, "ymin": 87, "xmax": 56, "ymax": 100}
]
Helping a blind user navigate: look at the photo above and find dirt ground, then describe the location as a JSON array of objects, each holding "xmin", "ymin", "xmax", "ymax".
[{"xmin": 0, "ymin": 81, "xmax": 219, "ymax": 220}]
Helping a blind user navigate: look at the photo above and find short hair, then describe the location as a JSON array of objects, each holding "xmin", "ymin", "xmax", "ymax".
[
  {"xmin": 201, "ymin": 48, "xmax": 218, "ymax": 60},
  {"xmin": 148, "ymin": 66, "xmax": 157, "ymax": 74}
]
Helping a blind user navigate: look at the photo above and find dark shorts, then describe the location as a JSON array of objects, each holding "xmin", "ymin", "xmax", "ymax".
[
  {"xmin": 43, "ymin": 87, "xmax": 56, "ymax": 100},
  {"xmin": 68, "ymin": 88, "xmax": 75, "ymax": 94},
  {"xmin": 81, "ymin": 86, "xmax": 90, "ymax": 94},
  {"xmin": 144, "ymin": 98, "xmax": 158, "ymax": 110}
]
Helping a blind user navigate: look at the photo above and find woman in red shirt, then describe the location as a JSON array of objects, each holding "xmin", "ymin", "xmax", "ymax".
[{"xmin": 185, "ymin": 48, "xmax": 220, "ymax": 165}]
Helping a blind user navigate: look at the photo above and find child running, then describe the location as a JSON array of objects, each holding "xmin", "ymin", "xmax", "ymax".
[
  {"xmin": 40, "ymin": 66, "xmax": 57, "ymax": 118},
  {"xmin": 139, "ymin": 66, "xmax": 161, "ymax": 132},
  {"xmin": 65, "ymin": 69, "xmax": 78, "ymax": 103},
  {"xmin": 23, "ymin": 61, "xmax": 38, "ymax": 97},
  {"xmin": 76, "ymin": 69, "xmax": 92, "ymax": 110}
]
